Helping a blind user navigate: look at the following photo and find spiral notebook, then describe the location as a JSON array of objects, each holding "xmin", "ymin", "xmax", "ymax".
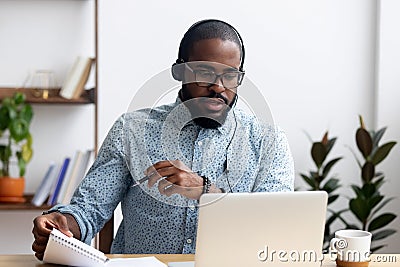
[{"xmin": 43, "ymin": 228, "xmax": 166, "ymax": 267}]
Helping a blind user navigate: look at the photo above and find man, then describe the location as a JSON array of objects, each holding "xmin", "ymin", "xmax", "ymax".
[{"xmin": 32, "ymin": 19, "xmax": 294, "ymax": 259}]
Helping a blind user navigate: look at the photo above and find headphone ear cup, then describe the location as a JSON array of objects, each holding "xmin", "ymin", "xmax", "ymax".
[{"xmin": 171, "ymin": 62, "xmax": 184, "ymax": 81}]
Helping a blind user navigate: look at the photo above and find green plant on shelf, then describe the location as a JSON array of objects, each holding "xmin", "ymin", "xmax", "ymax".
[{"xmin": 0, "ymin": 92, "xmax": 33, "ymax": 177}]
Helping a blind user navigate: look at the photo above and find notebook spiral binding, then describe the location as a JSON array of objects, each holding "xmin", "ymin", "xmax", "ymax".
[{"xmin": 50, "ymin": 230, "xmax": 108, "ymax": 264}]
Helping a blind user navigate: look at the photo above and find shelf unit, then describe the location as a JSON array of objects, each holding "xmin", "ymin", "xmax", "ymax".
[
  {"xmin": 0, "ymin": 0, "xmax": 114, "ymax": 254},
  {"xmin": 0, "ymin": 88, "xmax": 95, "ymax": 104},
  {"xmin": 0, "ymin": 195, "xmax": 50, "ymax": 211}
]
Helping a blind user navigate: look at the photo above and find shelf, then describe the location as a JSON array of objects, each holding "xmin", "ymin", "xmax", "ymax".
[
  {"xmin": 0, "ymin": 195, "xmax": 51, "ymax": 211},
  {"xmin": 0, "ymin": 88, "xmax": 95, "ymax": 104}
]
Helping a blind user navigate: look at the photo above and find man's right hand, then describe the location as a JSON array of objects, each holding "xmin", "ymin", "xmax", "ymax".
[{"xmin": 32, "ymin": 212, "xmax": 74, "ymax": 260}]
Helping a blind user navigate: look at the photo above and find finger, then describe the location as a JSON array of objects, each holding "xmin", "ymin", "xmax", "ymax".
[
  {"xmin": 147, "ymin": 170, "xmax": 164, "ymax": 188},
  {"xmin": 158, "ymin": 178, "xmax": 175, "ymax": 195},
  {"xmin": 147, "ymin": 165, "xmax": 180, "ymax": 187},
  {"xmin": 33, "ymin": 233, "xmax": 49, "ymax": 246},
  {"xmin": 154, "ymin": 166, "xmax": 177, "ymax": 179},
  {"xmin": 35, "ymin": 252, "xmax": 44, "ymax": 261},
  {"xmin": 32, "ymin": 239, "xmax": 47, "ymax": 256},
  {"xmin": 33, "ymin": 217, "xmax": 53, "ymax": 239},
  {"xmin": 163, "ymin": 182, "xmax": 180, "ymax": 197},
  {"xmin": 50, "ymin": 213, "xmax": 73, "ymax": 237},
  {"xmin": 144, "ymin": 160, "xmax": 172, "ymax": 175}
]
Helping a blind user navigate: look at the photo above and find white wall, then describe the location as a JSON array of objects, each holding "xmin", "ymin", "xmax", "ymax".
[
  {"xmin": 99, "ymin": 0, "xmax": 399, "ymax": 253},
  {"xmin": 1, "ymin": 0, "xmax": 399, "ymax": 254},
  {"xmin": 375, "ymin": 0, "xmax": 400, "ymax": 253}
]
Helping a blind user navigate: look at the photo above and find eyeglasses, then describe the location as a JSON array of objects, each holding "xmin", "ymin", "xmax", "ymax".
[{"xmin": 185, "ymin": 64, "xmax": 245, "ymax": 89}]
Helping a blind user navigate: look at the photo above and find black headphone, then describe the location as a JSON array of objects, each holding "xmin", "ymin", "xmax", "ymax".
[{"xmin": 171, "ymin": 19, "xmax": 246, "ymax": 82}]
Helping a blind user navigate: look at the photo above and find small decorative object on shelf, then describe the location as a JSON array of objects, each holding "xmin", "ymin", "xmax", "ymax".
[
  {"xmin": 0, "ymin": 92, "xmax": 34, "ymax": 203},
  {"xmin": 27, "ymin": 69, "xmax": 57, "ymax": 100}
]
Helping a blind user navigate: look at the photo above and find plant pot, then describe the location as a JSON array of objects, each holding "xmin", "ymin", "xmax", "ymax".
[{"xmin": 0, "ymin": 177, "xmax": 26, "ymax": 203}]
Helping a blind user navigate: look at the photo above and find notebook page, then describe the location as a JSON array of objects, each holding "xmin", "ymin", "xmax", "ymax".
[
  {"xmin": 107, "ymin": 257, "xmax": 167, "ymax": 267},
  {"xmin": 44, "ymin": 228, "xmax": 108, "ymax": 267}
]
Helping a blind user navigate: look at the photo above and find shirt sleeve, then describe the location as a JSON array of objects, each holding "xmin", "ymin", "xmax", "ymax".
[
  {"xmin": 47, "ymin": 115, "xmax": 132, "ymax": 244},
  {"xmin": 252, "ymin": 126, "xmax": 294, "ymax": 192}
]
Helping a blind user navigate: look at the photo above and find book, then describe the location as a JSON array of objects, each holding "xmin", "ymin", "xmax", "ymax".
[
  {"xmin": 61, "ymin": 149, "xmax": 93, "ymax": 204},
  {"xmin": 31, "ymin": 162, "xmax": 58, "ymax": 207},
  {"xmin": 56, "ymin": 150, "xmax": 83, "ymax": 204},
  {"xmin": 47, "ymin": 157, "xmax": 70, "ymax": 206},
  {"xmin": 60, "ymin": 56, "xmax": 94, "ymax": 99},
  {"xmin": 44, "ymin": 228, "xmax": 166, "ymax": 267}
]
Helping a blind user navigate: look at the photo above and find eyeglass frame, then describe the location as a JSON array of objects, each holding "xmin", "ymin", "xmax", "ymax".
[{"xmin": 184, "ymin": 63, "xmax": 245, "ymax": 90}]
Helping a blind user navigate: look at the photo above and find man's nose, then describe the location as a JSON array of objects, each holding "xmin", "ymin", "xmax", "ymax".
[{"xmin": 208, "ymin": 76, "xmax": 225, "ymax": 93}]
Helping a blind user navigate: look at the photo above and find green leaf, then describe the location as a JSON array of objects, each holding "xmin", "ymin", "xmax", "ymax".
[
  {"xmin": 350, "ymin": 198, "xmax": 370, "ymax": 222},
  {"xmin": 368, "ymin": 213, "xmax": 397, "ymax": 231},
  {"xmin": 326, "ymin": 137, "xmax": 337, "ymax": 155},
  {"xmin": 371, "ymin": 229, "xmax": 396, "ymax": 241},
  {"xmin": 9, "ymin": 118, "xmax": 29, "ymax": 142},
  {"xmin": 21, "ymin": 142, "xmax": 33, "ymax": 162},
  {"xmin": 328, "ymin": 194, "xmax": 339, "ymax": 204},
  {"xmin": 13, "ymin": 92, "xmax": 26, "ymax": 104},
  {"xmin": 361, "ymin": 162, "xmax": 375, "ymax": 183},
  {"xmin": 311, "ymin": 142, "xmax": 327, "ymax": 168},
  {"xmin": 300, "ymin": 174, "xmax": 316, "ymax": 189},
  {"xmin": 19, "ymin": 104, "xmax": 33, "ymax": 123},
  {"xmin": 368, "ymin": 195, "xmax": 384, "ymax": 211},
  {"xmin": 346, "ymin": 224, "xmax": 361, "ymax": 230},
  {"xmin": 18, "ymin": 156, "xmax": 26, "ymax": 177},
  {"xmin": 372, "ymin": 127, "xmax": 386, "ymax": 147},
  {"xmin": 356, "ymin": 128, "xmax": 373, "ymax": 158},
  {"xmin": 0, "ymin": 106, "xmax": 11, "ymax": 130},
  {"xmin": 322, "ymin": 178, "xmax": 340, "ymax": 193},
  {"xmin": 371, "ymin": 142, "xmax": 397, "ymax": 165},
  {"xmin": 373, "ymin": 176, "xmax": 385, "ymax": 188},
  {"xmin": 370, "ymin": 197, "xmax": 395, "ymax": 218},
  {"xmin": 351, "ymin": 185, "xmax": 363, "ymax": 197},
  {"xmin": 322, "ymin": 157, "xmax": 342, "ymax": 178},
  {"xmin": 346, "ymin": 145, "xmax": 362, "ymax": 168},
  {"xmin": 361, "ymin": 183, "xmax": 377, "ymax": 198},
  {"xmin": 326, "ymin": 213, "xmax": 339, "ymax": 225},
  {"xmin": 371, "ymin": 245, "xmax": 386, "ymax": 253},
  {"xmin": 0, "ymin": 145, "xmax": 7, "ymax": 162}
]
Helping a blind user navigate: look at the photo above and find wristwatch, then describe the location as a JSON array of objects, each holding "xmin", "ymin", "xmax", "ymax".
[{"xmin": 201, "ymin": 176, "xmax": 211, "ymax": 194}]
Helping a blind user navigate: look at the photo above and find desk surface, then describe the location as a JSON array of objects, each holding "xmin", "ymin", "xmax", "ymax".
[{"xmin": 0, "ymin": 254, "xmax": 398, "ymax": 266}]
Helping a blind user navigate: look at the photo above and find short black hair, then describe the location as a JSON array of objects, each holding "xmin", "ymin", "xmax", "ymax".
[{"xmin": 177, "ymin": 19, "xmax": 244, "ymax": 69}]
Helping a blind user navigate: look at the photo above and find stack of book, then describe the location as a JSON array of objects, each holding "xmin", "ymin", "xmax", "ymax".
[{"xmin": 31, "ymin": 149, "xmax": 94, "ymax": 207}]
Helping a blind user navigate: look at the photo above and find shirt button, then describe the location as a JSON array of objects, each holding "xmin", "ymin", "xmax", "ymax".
[
  {"xmin": 186, "ymin": 238, "xmax": 192, "ymax": 244},
  {"xmin": 198, "ymin": 141, "xmax": 203, "ymax": 146},
  {"xmin": 189, "ymin": 206, "xmax": 195, "ymax": 211}
]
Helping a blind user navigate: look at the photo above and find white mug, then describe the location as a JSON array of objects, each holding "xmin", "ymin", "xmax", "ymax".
[{"xmin": 330, "ymin": 229, "xmax": 372, "ymax": 262}]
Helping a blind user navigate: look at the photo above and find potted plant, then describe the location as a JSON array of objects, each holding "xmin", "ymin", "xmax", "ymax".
[
  {"xmin": 0, "ymin": 92, "xmax": 33, "ymax": 202},
  {"xmin": 347, "ymin": 115, "xmax": 397, "ymax": 252},
  {"xmin": 299, "ymin": 131, "xmax": 344, "ymax": 250}
]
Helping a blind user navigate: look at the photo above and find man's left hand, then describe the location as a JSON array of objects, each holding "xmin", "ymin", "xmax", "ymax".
[{"xmin": 145, "ymin": 160, "xmax": 204, "ymax": 200}]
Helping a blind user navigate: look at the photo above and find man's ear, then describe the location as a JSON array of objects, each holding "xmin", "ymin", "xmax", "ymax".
[{"xmin": 171, "ymin": 59, "xmax": 184, "ymax": 81}]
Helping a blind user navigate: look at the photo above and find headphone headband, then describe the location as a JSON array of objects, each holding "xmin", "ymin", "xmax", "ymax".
[{"xmin": 176, "ymin": 19, "xmax": 245, "ymax": 71}]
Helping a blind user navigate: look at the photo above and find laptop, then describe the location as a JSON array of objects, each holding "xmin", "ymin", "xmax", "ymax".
[{"xmin": 170, "ymin": 191, "xmax": 327, "ymax": 267}]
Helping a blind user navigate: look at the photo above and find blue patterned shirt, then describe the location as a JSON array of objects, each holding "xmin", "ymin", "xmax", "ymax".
[{"xmin": 50, "ymin": 97, "xmax": 294, "ymax": 254}]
